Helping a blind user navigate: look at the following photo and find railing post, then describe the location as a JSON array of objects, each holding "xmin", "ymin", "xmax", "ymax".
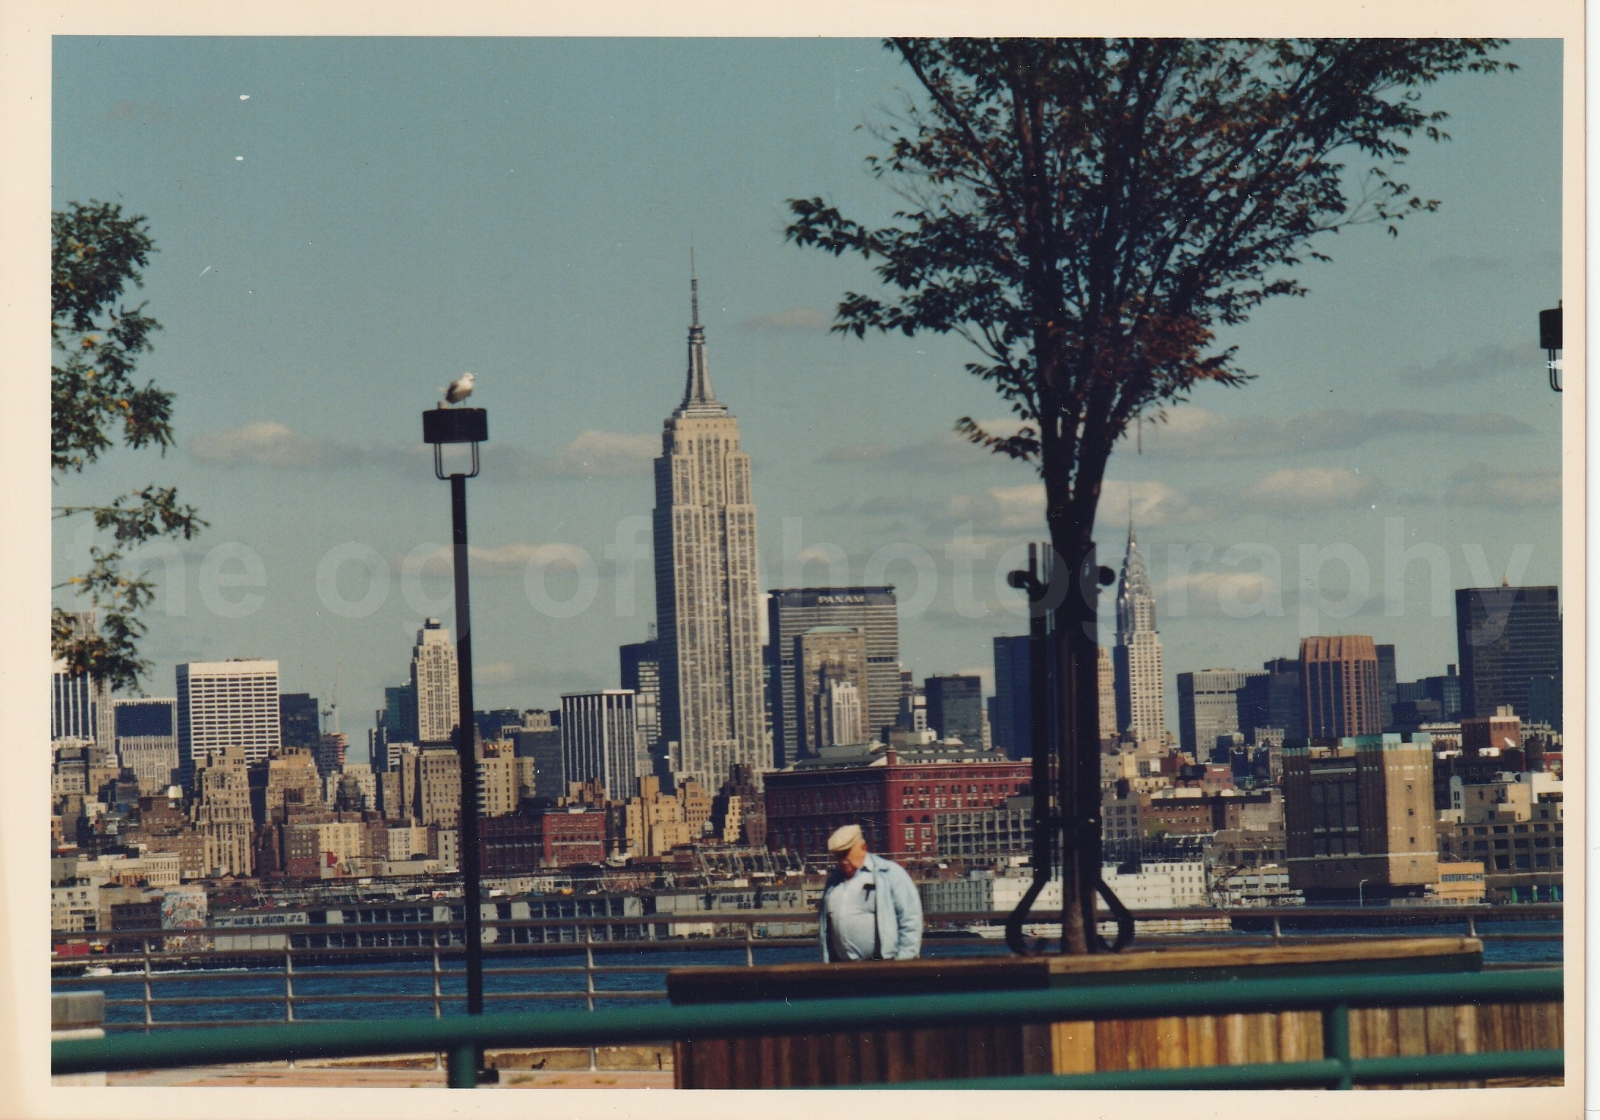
[
  {"xmin": 1322, "ymin": 1002, "xmax": 1352, "ymax": 1090},
  {"xmin": 141, "ymin": 935, "xmax": 154, "ymax": 1033},
  {"xmin": 432, "ymin": 945, "xmax": 444, "ymax": 1071},
  {"xmin": 284, "ymin": 943, "xmax": 296, "ymax": 1069},
  {"xmin": 585, "ymin": 924, "xmax": 598, "ymax": 1071},
  {"xmin": 447, "ymin": 1041, "xmax": 479, "ymax": 1088}
]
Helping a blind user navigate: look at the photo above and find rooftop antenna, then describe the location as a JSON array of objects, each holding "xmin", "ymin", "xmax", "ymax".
[{"xmin": 690, "ymin": 243, "xmax": 700, "ymax": 327}]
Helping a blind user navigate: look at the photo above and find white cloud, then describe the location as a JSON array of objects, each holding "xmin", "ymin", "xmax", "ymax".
[
  {"xmin": 821, "ymin": 418, "xmax": 1027, "ymax": 472},
  {"xmin": 943, "ymin": 484, "xmax": 1047, "ymax": 534},
  {"xmin": 1159, "ymin": 569, "xmax": 1279, "ymax": 618},
  {"xmin": 1096, "ymin": 479, "xmax": 1218, "ymax": 529},
  {"xmin": 400, "ymin": 541, "xmax": 593, "ymax": 579},
  {"xmin": 1129, "ymin": 406, "xmax": 1532, "ymax": 459},
  {"xmin": 1401, "ymin": 343, "xmax": 1527, "ymax": 385},
  {"xmin": 1444, "ymin": 462, "xmax": 1561, "ymax": 508},
  {"xmin": 741, "ymin": 307, "xmax": 832, "ymax": 331},
  {"xmin": 547, "ymin": 431, "xmax": 658, "ymax": 478},
  {"xmin": 188, "ymin": 421, "xmax": 359, "ymax": 470},
  {"xmin": 1241, "ymin": 467, "xmax": 1378, "ymax": 515}
]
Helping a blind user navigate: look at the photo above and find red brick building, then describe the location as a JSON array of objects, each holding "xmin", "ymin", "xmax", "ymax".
[
  {"xmin": 763, "ymin": 742, "xmax": 1030, "ymax": 858},
  {"xmin": 480, "ymin": 807, "xmax": 607, "ymax": 872}
]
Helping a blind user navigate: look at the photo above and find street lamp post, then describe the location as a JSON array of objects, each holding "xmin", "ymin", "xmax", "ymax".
[
  {"xmin": 1358, "ymin": 878, "xmax": 1369, "ymax": 908},
  {"xmin": 422, "ymin": 405, "xmax": 489, "ymax": 1036}
]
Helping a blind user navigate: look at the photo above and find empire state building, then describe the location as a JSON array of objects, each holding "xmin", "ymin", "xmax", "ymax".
[
  {"xmin": 652, "ymin": 268, "xmax": 767, "ymax": 790},
  {"xmin": 1113, "ymin": 521, "xmax": 1167, "ymax": 747}
]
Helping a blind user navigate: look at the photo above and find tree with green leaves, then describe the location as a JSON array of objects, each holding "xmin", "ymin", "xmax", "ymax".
[
  {"xmin": 787, "ymin": 38, "xmax": 1512, "ymax": 953},
  {"xmin": 53, "ymin": 200, "xmax": 205, "ymax": 693}
]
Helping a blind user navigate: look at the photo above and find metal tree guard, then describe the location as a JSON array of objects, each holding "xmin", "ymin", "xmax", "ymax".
[
  {"xmin": 421, "ymin": 404, "xmax": 489, "ymax": 1036},
  {"xmin": 1003, "ymin": 542, "xmax": 1134, "ymax": 955}
]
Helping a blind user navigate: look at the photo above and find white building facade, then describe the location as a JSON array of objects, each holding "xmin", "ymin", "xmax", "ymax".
[
  {"xmin": 176, "ymin": 659, "xmax": 281, "ymax": 781},
  {"xmin": 410, "ymin": 618, "xmax": 460, "ymax": 745}
]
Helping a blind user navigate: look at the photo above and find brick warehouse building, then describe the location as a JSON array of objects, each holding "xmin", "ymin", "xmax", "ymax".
[
  {"xmin": 479, "ymin": 807, "xmax": 607, "ymax": 873},
  {"xmin": 763, "ymin": 741, "xmax": 1030, "ymax": 858}
]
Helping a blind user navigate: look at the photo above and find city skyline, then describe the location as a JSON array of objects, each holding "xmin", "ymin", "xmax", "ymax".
[{"xmin": 41, "ymin": 36, "xmax": 1564, "ymax": 759}]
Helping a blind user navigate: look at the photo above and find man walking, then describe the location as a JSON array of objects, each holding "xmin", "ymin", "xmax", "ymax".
[{"xmin": 818, "ymin": 823, "xmax": 923, "ymax": 962}]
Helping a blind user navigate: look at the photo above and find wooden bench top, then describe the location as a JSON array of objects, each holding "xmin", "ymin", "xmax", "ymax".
[{"xmin": 666, "ymin": 937, "xmax": 1484, "ymax": 1004}]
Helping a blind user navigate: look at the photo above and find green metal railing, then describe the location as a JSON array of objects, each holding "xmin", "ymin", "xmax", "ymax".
[{"xmin": 54, "ymin": 967, "xmax": 1562, "ymax": 1090}]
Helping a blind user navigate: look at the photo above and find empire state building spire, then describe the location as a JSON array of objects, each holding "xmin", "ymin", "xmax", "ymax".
[
  {"xmin": 1113, "ymin": 518, "xmax": 1166, "ymax": 747},
  {"xmin": 678, "ymin": 249, "xmax": 725, "ymax": 417}
]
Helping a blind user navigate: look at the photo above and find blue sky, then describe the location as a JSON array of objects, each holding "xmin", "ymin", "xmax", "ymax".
[{"xmin": 49, "ymin": 37, "xmax": 1564, "ymax": 753}]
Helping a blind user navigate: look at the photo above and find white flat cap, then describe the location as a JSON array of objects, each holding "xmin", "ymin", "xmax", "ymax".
[{"xmin": 826, "ymin": 823, "xmax": 864, "ymax": 854}]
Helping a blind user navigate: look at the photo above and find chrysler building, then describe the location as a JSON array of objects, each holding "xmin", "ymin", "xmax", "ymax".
[
  {"xmin": 1113, "ymin": 521, "xmax": 1167, "ymax": 747},
  {"xmin": 652, "ymin": 265, "xmax": 767, "ymax": 790}
]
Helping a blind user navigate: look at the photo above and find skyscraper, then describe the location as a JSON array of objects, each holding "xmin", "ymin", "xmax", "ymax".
[
  {"xmin": 1097, "ymin": 646, "xmax": 1117, "ymax": 745},
  {"xmin": 653, "ymin": 270, "xmax": 766, "ymax": 791},
  {"xmin": 1177, "ymin": 669, "xmax": 1266, "ymax": 758},
  {"xmin": 51, "ymin": 610, "xmax": 114, "ymax": 758},
  {"xmin": 620, "ymin": 632, "xmax": 664, "ymax": 780},
  {"xmin": 767, "ymin": 587, "xmax": 901, "ymax": 766},
  {"xmin": 176, "ymin": 659, "xmax": 282, "ymax": 785},
  {"xmin": 114, "ymin": 696, "xmax": 178, "ymax": 794},
  {"xmin": 1375, "ymin": 643, "xmax": 1397, "ymax": 731},
  {"xmin": 561, "ymin": 690, "xmax": 642, "ymax": 801},
  {"xmin": 384, "ymin": 684, "xmax": 420, "ymax": 743},
  {"xmin": 1300, "ymin": 636, "xmax": 1382, "ymax": 739},
  {"xmin": 991, "ymin": 635, "xmax": 1030, "ymax": 760},
  {"xmin": 410, "ymin": 618, "xmax": 460, "ymax": 746},
  {"xmin": 925, "ymin": 674, "xmax": 984, "ymax": 745},
  {"xmin": 279, "ymin": 693, "xmax": 322, "ymax": 751},
  {"xmin": 1455, "ymin": 585, "xmax": 1562, "ymax": 723},
  {"xmin": 796, "ymin": 627, "xmax": 870, "ymax": 753},
  {"xmin": 1114, "ymin": 523, "xmax": 1166, "ymax": 746}
]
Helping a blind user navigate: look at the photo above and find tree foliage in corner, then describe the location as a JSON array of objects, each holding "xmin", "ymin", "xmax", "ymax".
[
  {"xmin": 787, "ymin": 38, "xmax": 1511, "ymax": 952},
  {"xmin": 53, "ymin": 200, "xmax": 205, "ymax": 692}
]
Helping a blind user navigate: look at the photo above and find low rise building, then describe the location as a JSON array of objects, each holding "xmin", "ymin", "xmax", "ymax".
[
  {"xmin": 1282, "ymin": 733, "xmax": 1437, "ymax": 901},
  {"xmin": 764, "ymin": 739, "xmax": 1030, "ymax": 858}
]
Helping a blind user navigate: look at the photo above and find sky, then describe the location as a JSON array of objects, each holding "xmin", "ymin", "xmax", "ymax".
[{"xmin": 48, "ymin": 37, "xmax": 1564, "ymax": 757}]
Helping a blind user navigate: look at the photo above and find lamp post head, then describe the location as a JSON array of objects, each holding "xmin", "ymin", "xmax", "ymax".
[{"xmin": 422, "ymin": 407, "xmax": 488, "ymax": 479}]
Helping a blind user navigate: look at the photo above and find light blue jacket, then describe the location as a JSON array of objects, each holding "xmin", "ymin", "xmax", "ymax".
[{"xmin": 818, "ymin": 852, "xmax": 924, "ymax": 962}]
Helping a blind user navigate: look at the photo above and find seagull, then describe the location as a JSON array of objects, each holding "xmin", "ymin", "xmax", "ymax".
[{"xmin": 441, "ymin": 372, "xmax": 476, "ymax": 407}]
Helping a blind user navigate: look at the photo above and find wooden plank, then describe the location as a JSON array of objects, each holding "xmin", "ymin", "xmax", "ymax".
[
  {"xmin": 1247, "ymin": 1012, "xmax": 1278, "ymax": 1063},
  {"xmin": 672, "ymin": 1040, "xmax": 692, "ymax": 1089},
  {"xmin": 1097, "ymin": 1016, "xmax": 1133, "ymax": 1070},
  {"xmin": 1221, "ymin": 1012, "xmax": 1250, "ymax": 1067},
  {"xmin": 1186, "ymin": 1014, "xmax": 1218, "ymax": 1067},
  {"xmin": 1051, "ymin": 1020, "xmax": 1096, "ymax": 1073},
  {"xmin": 1128, "ymin": 1018, "xmax": 1160, "ymax": 1069},
  {"xmin": 1367, "ymin": 1007, "xmax": 1399, "ymax": 1058},
  {"xmin": 1424, "ymin": 1004, "xmax": 1456, "ymax": 1055},
  {"xmin": 883, "ymin": 1029, "xmax": 911, "ymax": 1084},
  {"xmin": 1040, "ymin": 937, "xmax": 1481, "ymax": 977},
  {"xmin": 1277, "ymin": 1009, "xmax": 1317, "ymax": 1063},
  {"xmin": 668, "ymin": 955, "xmax": 1053, "ymax": 1004},
  {"xmin": 1151, "ymin": 1016, "xmax": 1185, "ymax": 1068},
  {"xmin": 1396, "ymin": 1006, "xmax": 1429, "ymax": 1055},
  {"xmin": 1020, "ymin": 1021, "xmax": 1054, "ymax": 1074}
]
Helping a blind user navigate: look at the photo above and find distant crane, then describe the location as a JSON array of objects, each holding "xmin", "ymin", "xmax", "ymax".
[{"xmin": 321, "ymin": 663, "xmax": 342, "ymax": 738}]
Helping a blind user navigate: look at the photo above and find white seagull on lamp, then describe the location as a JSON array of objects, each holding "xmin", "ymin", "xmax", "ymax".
[{"xmin": 440, "ymin": 372, "xmax": 476, "ymax": 407}]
